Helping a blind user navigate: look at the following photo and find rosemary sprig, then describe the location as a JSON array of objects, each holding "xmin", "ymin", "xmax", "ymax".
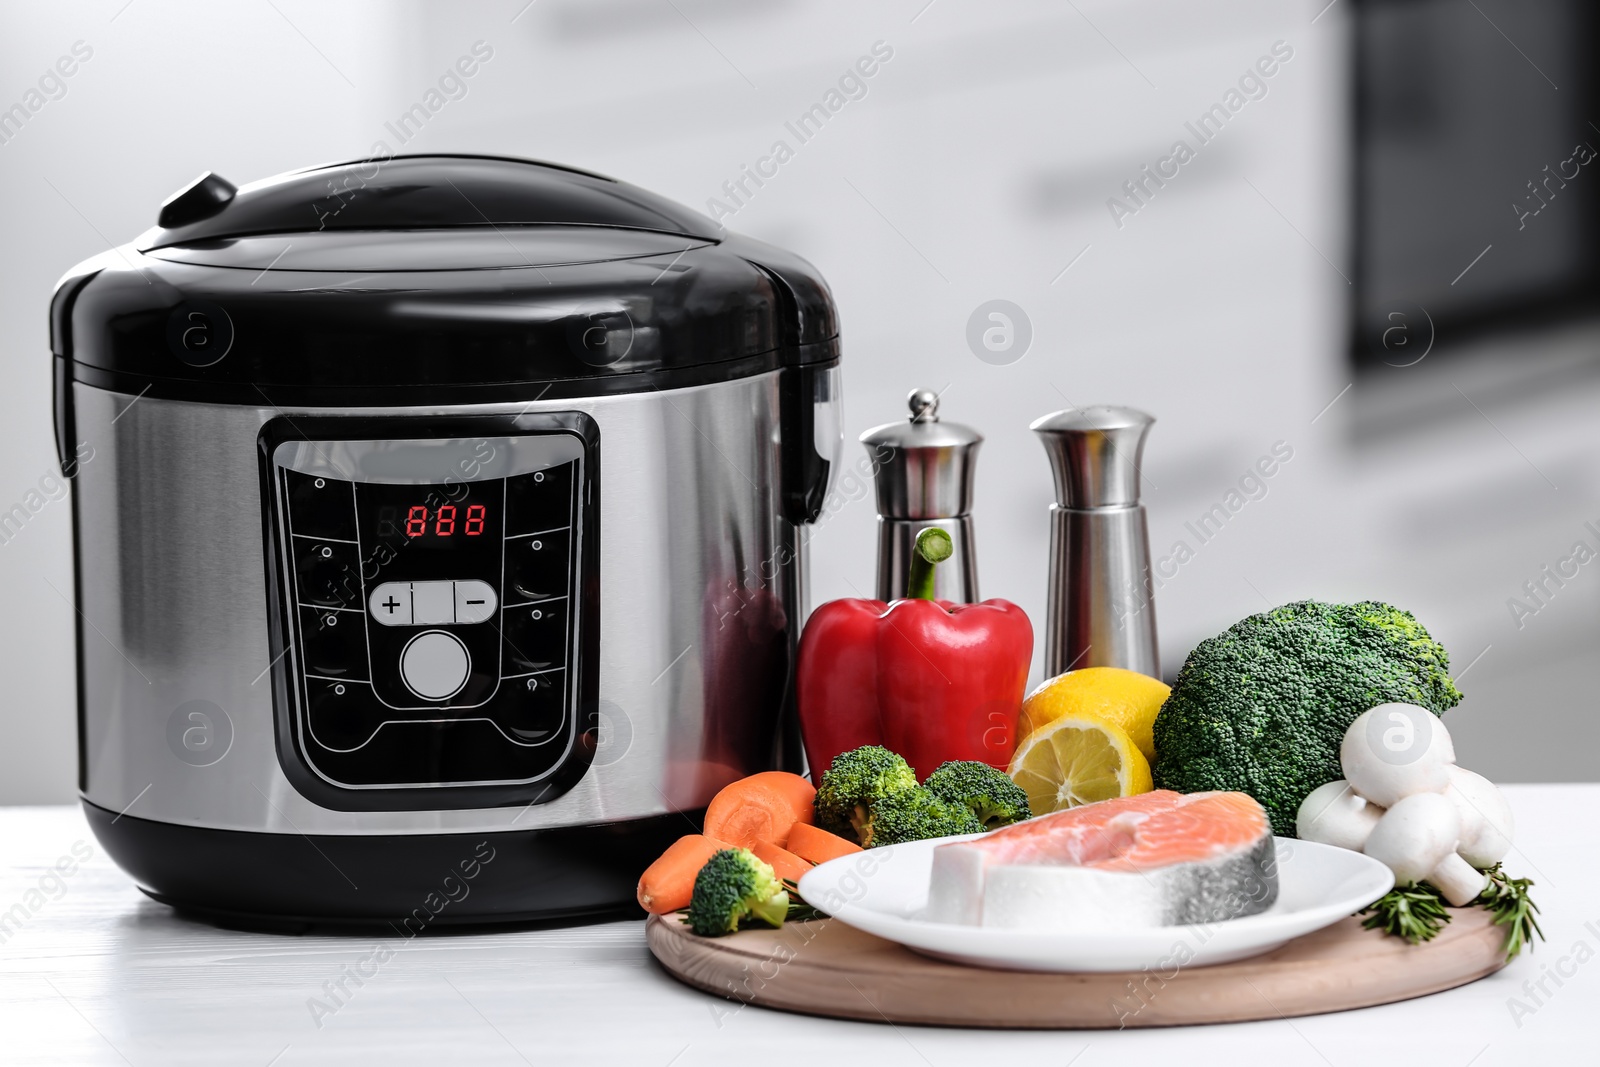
[
  {"xmin": 782, "ymin": 879, "xmax": 828, "ymax": 922},
  {"xmin": 1360, "ymin": 883, "xmax": 1452, "ymax": 944},
  {"xmin": 1474, "ymin": 864, "xmax": 1543, "ymax": 960},
  {"xmin": 1359, "ymin": 864, "xmax": 1544, "ymax": 959}
]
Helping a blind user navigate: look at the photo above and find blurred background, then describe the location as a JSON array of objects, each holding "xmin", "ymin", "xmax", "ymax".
[{"xmin": 1, "ymin": 0, "xmax": 1594, "ymax": 801}]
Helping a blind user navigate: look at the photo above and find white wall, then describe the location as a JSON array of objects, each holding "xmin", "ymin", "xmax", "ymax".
[{"xmin": 1, "ymin": 0, "xmax": 1590, "ymax": 802}]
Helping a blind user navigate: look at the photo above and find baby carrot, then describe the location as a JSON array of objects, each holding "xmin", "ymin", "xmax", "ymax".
[
  {"xmin": 636, "ymin": 834, "xmax": 729, "ymax": 915},
  {"xmin": 752, "ymin": 839, "xmax": 813, "ymax": 885},
  {"xmin": 786, "ymin": 821, "xmax": 862, "ymax": 865},
  {"xmin": 702, "ymin": 771, "xmax": 816, "ymax": 849}
]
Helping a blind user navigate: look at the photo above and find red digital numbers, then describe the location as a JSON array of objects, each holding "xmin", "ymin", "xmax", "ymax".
[{"xmin": 402, "ymin": 503, "xmax": 487, "ymax": 538}]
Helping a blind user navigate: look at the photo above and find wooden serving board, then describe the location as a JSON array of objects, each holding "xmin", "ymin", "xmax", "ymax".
[{"xmin": 646, "ymin": 908, "xmax": 1509, "ymax": 1029}]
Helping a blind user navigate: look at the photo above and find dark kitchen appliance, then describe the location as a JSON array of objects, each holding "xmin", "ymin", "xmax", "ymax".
[{"xmin": 51, "ymin": 155, "xmax": 840, "ymax": 927}]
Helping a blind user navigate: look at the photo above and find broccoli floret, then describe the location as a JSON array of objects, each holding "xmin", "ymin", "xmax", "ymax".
[
  {"xmin": 1152, "ymin": 600, "xmax": 1462, "ymax": 837},
  {"xmin": 685, "ymin": 848, "xmax": 789, "ymax": 937},
  {"xmin": 814, "ymin": 747, "xmax": 1007, "ymax": 847},
  {"xmin": 814, "ymin": 745, "xmax": 919, "ymax": 844},
  {"xmin": 864, "ymin": 787, "xmax": 983, "ymax": 846},
  {"xmin": 923, "ymin": 761, "xmax": 1031, "ymax": 829}
]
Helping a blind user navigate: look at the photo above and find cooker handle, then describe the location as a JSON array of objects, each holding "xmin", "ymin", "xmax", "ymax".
[
  {"xmin": 779, "ymin": 362, "xmax": 841, "ymax": 525},
  {"xmin": 53, "ymin": 357, "xmax": 79, "ymax": 478},
  {"xmin": 50, "ymin": 267, "xmax": 102, "ymax": 479}
]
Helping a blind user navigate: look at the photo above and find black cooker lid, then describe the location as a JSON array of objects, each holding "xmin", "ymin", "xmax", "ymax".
[
  {"xmin": 52, "ymin": 155, "xmax": 838, "ymax": 404},
  {"xmin": 138, "ymin": 154, "xmax": 721, "ymax": 247}
]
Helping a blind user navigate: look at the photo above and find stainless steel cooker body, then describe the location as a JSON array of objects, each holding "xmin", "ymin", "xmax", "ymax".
[{"xmin": 73, "ymin": 374, "xmax": 800, "ymax": 836}]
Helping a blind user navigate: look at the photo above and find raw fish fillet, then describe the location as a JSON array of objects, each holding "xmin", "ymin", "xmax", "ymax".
[{"xmin": 925, "ymin": 790, "xmax": 1278, "ymax": 929}]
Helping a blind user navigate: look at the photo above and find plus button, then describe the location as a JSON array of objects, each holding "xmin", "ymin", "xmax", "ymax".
[{"xmin": 366, "ymin": 582, "xmax": 415, "ymax": 626}]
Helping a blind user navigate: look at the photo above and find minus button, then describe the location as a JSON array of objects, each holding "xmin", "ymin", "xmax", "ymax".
[{"xmin": 454, "ymin": 579, "xmax": 499, "ymax": 624}]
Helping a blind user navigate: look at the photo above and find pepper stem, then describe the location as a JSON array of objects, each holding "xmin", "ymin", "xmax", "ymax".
[{"xmin": 907, "ymin": 527, "xmax": 954, "ymax": 600}]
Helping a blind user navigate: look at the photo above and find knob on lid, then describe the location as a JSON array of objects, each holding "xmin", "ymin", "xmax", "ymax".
[
  {"xmin": 158, "ymin": 172, "xmax": 237, "ymax": 229},
  {"xmin": 1031, "ymin": 405, "xmax": 1154, "ymax": 508},
  {"xmin": 860, "ymin": 389, "xmax": 983, "ymax": 519}
]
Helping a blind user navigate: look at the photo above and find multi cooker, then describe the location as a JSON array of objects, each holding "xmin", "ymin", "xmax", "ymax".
[{"xmin": 51, "ymin": 155, "xmax": 840, "ymax": 926}]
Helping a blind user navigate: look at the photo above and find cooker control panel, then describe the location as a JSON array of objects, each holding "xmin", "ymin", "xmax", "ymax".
[{"xmin": 260, "ymin": 415, "xmax": 599, "ymax": 811}]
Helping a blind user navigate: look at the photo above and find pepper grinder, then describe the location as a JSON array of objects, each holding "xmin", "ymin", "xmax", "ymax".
[
  {"xmin": 860, "ymin": 389, "xmax": 982, "ymax": 602},
  {"xmin": 1031, "ymin": 405, "xmax": 1159, "ymax": 678}
]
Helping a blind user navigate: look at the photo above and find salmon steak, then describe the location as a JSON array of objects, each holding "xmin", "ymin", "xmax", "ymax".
[{"xmin": 925, "ymin": 790, "xmax": 1279, "ymax": 929}]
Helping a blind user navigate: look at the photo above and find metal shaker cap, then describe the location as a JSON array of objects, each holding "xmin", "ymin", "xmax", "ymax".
[
  {"xmin": 860, "ymin": 389, "xmax": 983, "ymax": 519},
  {"xmin": 1031, "ymin": 405, "xmax": 1154, "ymax": 508}
]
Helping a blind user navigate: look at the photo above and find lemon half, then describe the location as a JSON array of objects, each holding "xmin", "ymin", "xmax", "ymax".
[
  {"xmin": 1007, "ymin": 715, "xmax": 1153, "ymax": 816},
  {"xmin": 1020, "ymin": 666, "xmax": 1170, "ymax": 763}
]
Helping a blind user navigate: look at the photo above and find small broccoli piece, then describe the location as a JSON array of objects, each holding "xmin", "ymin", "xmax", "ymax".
[
  {"xmin": 685, "ymin": 848, "xmax": 789, "ymax": 937},
  {"xmin": 814, "ymin": 745, "xmax": 919, "ymax": 844},
  {"xmin": 923, "ymin": 760, "xmax": 1032, "ymax": 829},
  {"xmin": 1153, "ymin": 600, "xmax": 1463, "ymax": 837},
  {"xmin": 862, "ymin": 787, "xmax": 984, "ymax": 847}
]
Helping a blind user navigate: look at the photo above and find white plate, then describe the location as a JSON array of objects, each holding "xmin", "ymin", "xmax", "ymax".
[{"xmin": 796, "ymin": 835, "xmax": 1394, "ymax": 973}]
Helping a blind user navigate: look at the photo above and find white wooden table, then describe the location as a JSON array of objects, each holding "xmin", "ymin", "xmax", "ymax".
[{"xmin": 0, "ymin": 785, "xmax": 1592, "ymax": 1065}]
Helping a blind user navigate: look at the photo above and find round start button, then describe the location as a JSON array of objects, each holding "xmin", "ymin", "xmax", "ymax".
[{"xmin": 399, "ymin": 630, "xmax": 471, "ymax": 701}]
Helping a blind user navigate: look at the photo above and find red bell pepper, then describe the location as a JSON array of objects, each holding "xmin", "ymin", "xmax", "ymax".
[{"xmin": 797, "ymin": 529, "xmax": 1033, "ymax": 780}]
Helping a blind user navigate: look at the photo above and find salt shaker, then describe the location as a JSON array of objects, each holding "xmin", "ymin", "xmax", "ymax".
[
  {"xmin": 860, "ymin": 389, "xmax": 982, "ymax": 602},
  {"xmin": 1031, "ymin": 405, "xmax": 1159, "ymax": 678}
]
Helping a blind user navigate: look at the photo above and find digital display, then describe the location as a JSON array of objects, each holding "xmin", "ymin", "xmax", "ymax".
[
  {"xmin": 359, "ymin": 481, "xmax": 506, "ymax": 576},
  {"xmin": 370, "ymin": 492, "xmax": 495, "ymax": 545},
  {"xmin": 402, "ymin": 503, "xmax": 487, "ymax": 537}
]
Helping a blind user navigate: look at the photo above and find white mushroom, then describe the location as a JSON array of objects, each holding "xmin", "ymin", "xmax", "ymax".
[
  {"xmin": 1363, "ymin": 792, "xmax": 1486, "ymax": 906},
  {"xmin": 1296, "ymin": 780, "xmax": 1384, "ymax": 850},
  {"xmin": 1445, "ymin": 765, "xmax": 1515, "ymax": 869},
  {"xmin": 1339, "ymin": 703, "xmax": 1454, "ymax": 808}
]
